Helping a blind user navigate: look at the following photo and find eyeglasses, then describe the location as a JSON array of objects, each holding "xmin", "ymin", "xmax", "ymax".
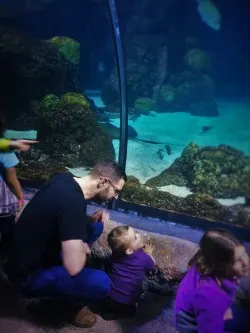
[{"xmin": 108, "ymin": 179, "xmax": 122, "ymax": 195}]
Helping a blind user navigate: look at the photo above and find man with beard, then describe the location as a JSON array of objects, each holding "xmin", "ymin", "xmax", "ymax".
[{"xmin": 5, "ymin": 160, "xmax": 127, "ymax": 328}]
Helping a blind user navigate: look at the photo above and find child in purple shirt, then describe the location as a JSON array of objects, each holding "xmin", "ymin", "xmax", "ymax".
[
  {"xmin": 93, "ymin": 225, "xmax": 155, "ymax": 320},
  {"xmin": 175, "ymin": 228, "xmax": 249, "ymax": 333}
]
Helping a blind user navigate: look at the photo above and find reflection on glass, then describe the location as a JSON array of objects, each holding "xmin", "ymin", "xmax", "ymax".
[
  {"xmin": 109, "ymin": 0, "xmax": 249, "ymax": 227},
  {"xmin": 0, "ymin": 1, "xmax": 120, "ymax": 182}
]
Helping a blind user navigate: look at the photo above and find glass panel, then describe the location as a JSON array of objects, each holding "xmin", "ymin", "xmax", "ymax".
[
  {"xmin": 112, "ymin": 0, "xmax": 250, "ymax": 228},
  {"xmin": 0, "ymin": 1, "xmax": 120, "ymax": 183}
]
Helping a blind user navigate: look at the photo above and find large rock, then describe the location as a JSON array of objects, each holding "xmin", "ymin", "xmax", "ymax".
[
  {"xmin": 146, "ymin": 143, "xmax": 250, "ymax": 198},
  {"xmin": 48, "ymin": 36, "xmax": 80, "ymax": 65},
  {"xmin": 0, "ymin": 26, "xmax": 81, "ymax": 124},
  {"xmin": 102, "ymin": 34, "xmax": 168, "ymax": 108},
  {"xmin": 157, "ymin": 71, "xmax": 218, "ymax": 116},
  {"xmin": 102, "ymin": 34, "xmax": 218, "ymax": 117},
  {"xmin": 18, "ymin": 92, "xmax": 115, "ymax": 170},
  {"xmin": 123, "ymin": 176, "xmax": 250, "ymax": 227}
]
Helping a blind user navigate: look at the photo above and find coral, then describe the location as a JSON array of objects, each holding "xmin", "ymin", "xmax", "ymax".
[
  {"xmin": 123, "ymin": 176, "xmax": 250, "ymax": 227},
  {"xmin": 16, "ymin": 159, "xmax": 68, "ymax": 182},
  {"xmin": 22, "ymin": 92, "xmax": 115, "ymax": 169},
  {"xmin": 159, "ymin": 84, "xmax": 176, "ymax": 103},
  {"xmin": 134, "ymin": 97, "xmax": 154, "ymax": 113},
  {"xmin": 60, "ymin": 92, "xmax": 90, "ymax": 108},
  {"xmin": 39, "ymin": 94, "xmax": 60, "ymax": 110},
  {"xmin": 18, "ymin": 92, "xmax": 115, "ymax": 171},
  {"xmin": 0, "ymin": 26, "xmax": 81, "ymax": 123},
  {"xmin": 102, "ymin": 34, "xmax": 218, "ymax": 117},
  {"xmin": 184, "ymin": 48, "xmax": 211, "ymax": 73},
  {"xmin": 48, "ymin": 36, "xmax": 80, "ymax": 65},
  {"xmin": 102, "ymin": 35, "xmax": 168, "ymax": 108},
  {"xmin": 146, "ymin": 143, "xmax": 250, "ymax": 199},
  {"xmin": 157, "ymin": 71, "xmax": 218, "ymax": 116}
]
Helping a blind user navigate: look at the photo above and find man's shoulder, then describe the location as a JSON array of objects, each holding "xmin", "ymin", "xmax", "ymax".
[{"xmin": 46, "ymin": 172, "xmax": 79, "ymax": 192}]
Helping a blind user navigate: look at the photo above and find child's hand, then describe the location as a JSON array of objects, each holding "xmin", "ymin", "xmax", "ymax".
[
  {"xmin": 10, "ymin": 140, "xmax": 39, "ymax": 152},
  {"xmin": 143, "ymin": 243, "xmax": 154, "ymax": 256},
  {"xmin": 18, "ymin": 199, "xmax": 25, "ymax": 212}
]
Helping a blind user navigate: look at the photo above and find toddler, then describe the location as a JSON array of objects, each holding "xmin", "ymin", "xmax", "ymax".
[{"xmin": 93, "ymin": 225, "xmax": 155, "ymax": 320}]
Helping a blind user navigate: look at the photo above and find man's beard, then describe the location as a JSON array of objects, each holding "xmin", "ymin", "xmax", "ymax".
[{"xmin": 92, "ymin": 189, "xmax": 111, "ymax": 204}]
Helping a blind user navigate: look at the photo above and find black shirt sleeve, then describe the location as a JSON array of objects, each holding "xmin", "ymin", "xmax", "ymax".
[{"xmin": 58, "ymin": 191, "xmax": 89, "ymax": 242}]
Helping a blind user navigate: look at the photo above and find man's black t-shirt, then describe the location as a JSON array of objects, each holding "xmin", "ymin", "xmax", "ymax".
[{"xmin": 6, "ymin": 173, "xmax": 89, "ymax": 281}]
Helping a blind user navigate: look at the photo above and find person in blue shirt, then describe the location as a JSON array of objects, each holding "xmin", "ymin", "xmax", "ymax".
[{"xmin": 0, "ymin": 150, "xmax": 24, "ymax": 258}]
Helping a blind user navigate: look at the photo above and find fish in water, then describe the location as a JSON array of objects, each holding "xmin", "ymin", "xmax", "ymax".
[
  {"xmin": 196, "ymin": 0, "xmax": 221, "ymax": 31},
  {"xmin": 165, "ymin": 145, "xmax": 172, "ymax": 156},
  {"xmin": 99, "ymin": 123, "xmax": 184, "ymax": 148},
  {"xmin": 157, "ymin": 149, "xmax": 165, "ymax": 160},
  {"xmin": 98, "ymin": 122, "xmax": 138, "ymax": 140},
  {"xmin": 201, "ymin": 125, "xmax": 212, "ymax": 133}
]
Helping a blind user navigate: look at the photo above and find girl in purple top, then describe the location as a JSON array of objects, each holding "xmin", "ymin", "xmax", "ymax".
[{"xmin": 175, "ymin": 228, "xmax": 249, "ymax": 333}]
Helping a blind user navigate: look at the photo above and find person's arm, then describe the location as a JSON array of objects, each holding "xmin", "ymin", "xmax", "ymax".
[
  {"xmin": 4, "ymin": 167, "xmax": 24, "ymax": 200},
  {"xmin": 59, "ymin": 194, "xmax": 90, "ymax": 276},
  {"xmin": 0, "ymin": 138, "xmax": 38, "ymax": 152},
  {"xmin": 61, "ymin": 239, "xmax": 88, "ymax": 276},
  {"xmin": 194, "ymin": 286, "xmax": 229, "ymax": 333},
  {"xmin": 0, "ymin": 138, "xmax": 11, "ymax": 151},
  {"xmin": 141, "ymin": 245, "xmax": 156, "ymax": 272},
  {"xmin": 1, "ymin": 152, "xmax": 24, "ymax": 207}
]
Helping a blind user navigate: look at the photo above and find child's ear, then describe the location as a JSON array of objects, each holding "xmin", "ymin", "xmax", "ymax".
[{"xmin": 126, "ymin": 248, "xmax": 133, "ymax": 255}]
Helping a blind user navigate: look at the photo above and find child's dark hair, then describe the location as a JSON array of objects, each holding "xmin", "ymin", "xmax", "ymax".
[
  {"xmin": 108, "ymin": 225, "xmax": 131, "ymax": 255},
  {"xmin": 189, "ymin": 228, "xmax": 242, "ymax": 278}
]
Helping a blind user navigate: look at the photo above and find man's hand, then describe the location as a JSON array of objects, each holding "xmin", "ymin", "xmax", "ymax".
[{"xmin": 91, "ymin": 209, "xmax": 110, "ymax": 224}]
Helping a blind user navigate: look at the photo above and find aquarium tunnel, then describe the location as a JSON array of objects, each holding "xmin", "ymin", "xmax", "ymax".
[{"xmin": 0, "ymin": 0, "xmax": 250, "ymax": 244}]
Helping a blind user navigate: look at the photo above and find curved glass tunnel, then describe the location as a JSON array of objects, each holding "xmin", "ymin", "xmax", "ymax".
[{"xmin": 0, "ymin": 0, "xmax": 250, "ymax": 238}]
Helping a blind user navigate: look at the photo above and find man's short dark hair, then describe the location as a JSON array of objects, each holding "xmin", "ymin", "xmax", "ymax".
[{"xmin": 91, "ymin": 160, "xmax": 127, "ymax": 182}]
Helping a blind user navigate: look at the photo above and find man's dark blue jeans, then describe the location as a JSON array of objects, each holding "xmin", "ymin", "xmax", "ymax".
[{"xmin": 20, "ymin": 221, "xmax": 110, "ymax": 302}]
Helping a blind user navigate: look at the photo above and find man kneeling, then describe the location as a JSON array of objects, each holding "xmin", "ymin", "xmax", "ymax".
[{"xmin": 4, "ymin": 160, "xmax": 127, "ymax": 328}]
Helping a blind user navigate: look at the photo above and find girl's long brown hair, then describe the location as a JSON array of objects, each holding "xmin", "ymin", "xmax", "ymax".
[{"xmin": 189, "ymin": 228, "xmax": 242, "ymax": 278}]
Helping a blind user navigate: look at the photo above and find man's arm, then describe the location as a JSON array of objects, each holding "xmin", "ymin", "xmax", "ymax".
[
  {"xmin": 61, "ymin": 239, "xmax": 88, "ymax": 276},
  {"xmin": 58, "ymin": 192, "xmax": 90, "ymax": 276}
]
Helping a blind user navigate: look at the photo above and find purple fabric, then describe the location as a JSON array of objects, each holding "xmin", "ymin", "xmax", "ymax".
[
  {"xmin": 0, "ymin": 178, "xmax": 18, "ymax": 215},
  {"xmin": 175, "ymin": 265, "xmax": 237, "ymax": 333},
  {"xmin": 108, "ymin": 248, "xmax": 155, "ymax": 305}
]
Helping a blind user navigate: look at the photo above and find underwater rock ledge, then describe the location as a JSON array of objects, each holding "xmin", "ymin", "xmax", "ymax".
[
  {"xmin": 146, "ymin": 142, "xmax": 250, "ymax": 199},
  {"xmin": 122, "ymin": 176, "xmax": 250, "ymax": 228}
]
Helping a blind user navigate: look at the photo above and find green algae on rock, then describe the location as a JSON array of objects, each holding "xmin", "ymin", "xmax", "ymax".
[
  {"xmin": 123, "ymin": 176, "xmax": 250, "ymax": 227},
  {"xmin": 134, "ymin": 97, "xmax": 154, "ymax": 113},
  {"xmin": 60, "ymin": 92, "xmax": 90, "ymax": 108},
  {"xmin": 24, "ymin": 92, "xmax": 115, "ymax": 168},
  {"xmin": 146, "ymin": 143, "xmax": 250, "ymax": 199},
  {"xmin": 48, "ymin": 36, "xmax": 80, "ymax": 65},
  {"xmin": 0, "ymin": 26, "xmax": 81, "ymax": 124}
]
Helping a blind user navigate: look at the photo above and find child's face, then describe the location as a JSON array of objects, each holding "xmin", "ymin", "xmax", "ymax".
[
  {"xmin": 125, "ymin": 227, "xmax": 143, "ymax": 255},
  {"xmin": 232, "ymin": 246, "xmax": 249, "ymax": 277}
]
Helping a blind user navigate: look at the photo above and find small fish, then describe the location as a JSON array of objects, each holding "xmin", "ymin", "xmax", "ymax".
[
  {"xmin": 165, "ymin": 144, "xmax": 172, "ymax": 156},
  {"xmin": 157, "ymin": 149, "xmax": 165, "ymax": 160},
  {"xmin": 196, "ymin": 0, "xmax": 221, "ymax": 31},
  {"xmin": 201, "ymin": 125, "xmax": 212, "ymax": 133}
]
